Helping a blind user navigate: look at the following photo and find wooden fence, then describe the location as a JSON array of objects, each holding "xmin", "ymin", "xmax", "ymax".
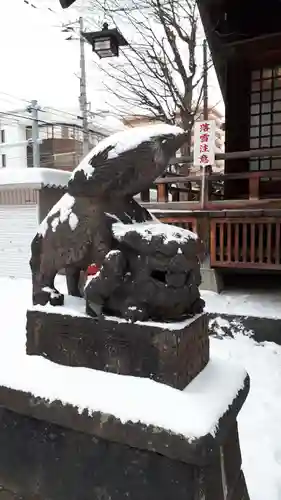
[
  {"xmin": 210, "ymin": 218, "xmax": 281, "ymax": 270},
  {"xmin": 158, "ymin": 216, "xmax": 198, "ymax": 234}
]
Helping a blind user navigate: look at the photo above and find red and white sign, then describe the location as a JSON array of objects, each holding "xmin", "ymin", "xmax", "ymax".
[{"xmin": 193, "ymin": 120, "xmax": 216, "ymax": 167}]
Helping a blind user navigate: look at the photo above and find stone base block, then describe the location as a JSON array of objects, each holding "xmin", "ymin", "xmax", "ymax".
[
  {"xmin": 0, "ymin": 382, "xmax": 250, "ymax": 500},
  {"xmin": 200, "ymin": 267, "xmax": 223, "ymax": 293},
  {"xmin": 26, "ymin": 308, "xmax": 209, "ymax": 389}
]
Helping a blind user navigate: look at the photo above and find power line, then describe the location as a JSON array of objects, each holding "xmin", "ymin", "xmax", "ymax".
[
  {"xmin": 0, "ymin": 91, "xmax": 31, "ymax": 104},
  {"xmin": 0, "ymin": 107, "xmax": 110, "ymax": 136},
  {"xmin": 0, "ymin": 93, "xmax": 82, "ymax": 123},
  {"xmin": 0, "ymin": 89, "xmax": 111, "ymax": 126},
  {"xmin": 0, "ymin": 110, "xmax": 49, "ymax": 125},
  {"xmin": 41, "ymin": 106, "xmax": 81, "ymax": 120},
  {"xmin": 22, "ymin": 0, "xmax": 70, "ymax": 19}
]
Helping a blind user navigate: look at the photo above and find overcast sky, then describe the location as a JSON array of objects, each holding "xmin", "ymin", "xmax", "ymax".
[{"xmin": 0, "ymin": 0, "xmax": 224, "ymax": 121}]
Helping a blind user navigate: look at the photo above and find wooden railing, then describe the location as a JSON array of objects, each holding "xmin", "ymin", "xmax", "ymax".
[
  {"xmin": 139, "ymin": 146, "xmax": 281, "ymax": 210},
  {"xmin": 210, "ymin": 218, "xmax": 281, "ymax": 270},
  {"xmin": 152, "ymin": 209, "xmax": 281, "ymax": 272},
  {"xmin": 158, "ymin": 216, "xmax": 198, "ymax": 233},
  {"xmin": 141, "ymin": 147, "xmax": 281, "ymax": 271},
  {"xmin": 140, "ymin": 170, "xmax": 281, "ymax": 210}
]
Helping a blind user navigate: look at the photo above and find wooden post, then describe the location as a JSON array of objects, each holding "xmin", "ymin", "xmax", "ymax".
[
  {"xmin": 171, "ymin": 188, "xmax": 180, "ymax": 202},
  {"xmin": 200, "ymin": 165, "xmax": 210, "ymax": 209},
  {"xmin": 157, "ymin": 183, "xmax": 168, "ymax": 202},
  {"xmin": 140, "ymin": 189, "xmax": 150, "ymax": 202},
  {"xmin": 249, "ymin": 177, "xmax": 260, "ymax": 199}
]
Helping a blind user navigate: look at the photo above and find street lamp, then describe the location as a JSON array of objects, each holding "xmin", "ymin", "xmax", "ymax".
[
  {"xmin": 59, "ymin": 0, "xmax": 76, "ymax": 7},
  {"xmin": 82, "ymin": 23, "xmax": 128, "ymax": 59}
]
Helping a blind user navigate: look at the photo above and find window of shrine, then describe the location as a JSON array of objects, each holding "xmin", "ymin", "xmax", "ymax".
[{"xmin": 250, "ymin": 66, "xmax": 281, "ymax": 171}]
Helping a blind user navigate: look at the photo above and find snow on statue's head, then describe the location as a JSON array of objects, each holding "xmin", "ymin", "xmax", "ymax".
[{"xmin": 67, "ymin": 124, "xmax": 188, "ymax": 198}]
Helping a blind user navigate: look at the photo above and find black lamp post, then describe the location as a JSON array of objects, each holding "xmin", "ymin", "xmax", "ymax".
[{"xmin": 82, "ymin": 23, "xmax": 128, "ymax": 59}]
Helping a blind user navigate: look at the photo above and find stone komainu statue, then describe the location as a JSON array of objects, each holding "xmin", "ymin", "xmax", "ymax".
[{"xmin": 30, "ymin": 124, "xmax": 204, "ymax": 321}]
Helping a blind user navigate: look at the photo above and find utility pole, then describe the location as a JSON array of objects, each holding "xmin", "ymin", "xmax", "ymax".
[
  {"xmin": 31, "ymin": 100, "xmax": 40, "ymax": 169},
  {"xmin": 79, "ymin": 16, "xmax": 89, "ymax": 156},
  {"xmin": 201, "ymin": 39, "xmax": 209, "ymax": 209},
  {"xmin": 62, "ymin": 17, "xmax": 89, "ymax": 157}
]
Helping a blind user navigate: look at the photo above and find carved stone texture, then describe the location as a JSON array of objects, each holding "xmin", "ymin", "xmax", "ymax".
[
  {"xmin": 0, "ymin": 380, "xmax": 250, "ymax": 500},
  {"xmin": 29, "ymin": 124, "xmax": 190, "ymax": 309},
  {"xmin": 68, "ymin": 125, "xmax": 189, "ymax": 199},
  {"xmin": 85, "ymin": 221, "xmax": 205, "ymax": 321},
  {"xmin": 26, "ymin": 309, "xmax": 209, "ymax": 389},
  {"xmin": 0, "ymin": 488, "xmax": 20, "ymax": 500}
]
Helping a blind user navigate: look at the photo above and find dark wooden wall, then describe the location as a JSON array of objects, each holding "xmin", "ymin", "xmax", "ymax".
[{"xmin": 224, "ymin": 61, "xmax": 251, "ymax": 199}]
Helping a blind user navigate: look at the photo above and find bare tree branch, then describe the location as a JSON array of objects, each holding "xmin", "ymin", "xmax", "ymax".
[{"xmin": 85, "ymin": 0, "xmax": 214, "ymax": 150}]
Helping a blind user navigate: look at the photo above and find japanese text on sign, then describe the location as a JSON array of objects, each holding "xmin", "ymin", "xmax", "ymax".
[{"xmin": 193, "ymin": 120, "xmax": 216, "ymax": 167}]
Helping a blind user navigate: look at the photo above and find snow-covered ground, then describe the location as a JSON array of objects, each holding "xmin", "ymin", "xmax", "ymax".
[
  {"xmin": 202, "ymin": 288, "xmax": 281, "ymax": 320},
  {"xmin": 0, "ymin": 277, "xmax": 281, "ymax": 499}
]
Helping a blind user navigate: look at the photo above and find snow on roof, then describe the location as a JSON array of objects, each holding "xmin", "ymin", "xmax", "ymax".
[
  {"xmin": 112, "ymin": 221, "xmax": 197, "ymax": 244},
  {"xmin": 71, "ymin": 123, "xmax": 185, "ymax": 179},
  {"xmin": 0, "ymin": 168, "xmax": 70, "ymax": 189}
]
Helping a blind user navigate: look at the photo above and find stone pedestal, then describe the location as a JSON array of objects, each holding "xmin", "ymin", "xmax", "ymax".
[
  {"xmin": 0, "ymin": 362, "xmax": 249, "ymax": 500},
  {"xmin": 26, "ymin": 307, "xmax": 209, "ymax": 390},
  {"xmin": 0, "ymin": 296, "xmax": 249, "ymax": 500}
]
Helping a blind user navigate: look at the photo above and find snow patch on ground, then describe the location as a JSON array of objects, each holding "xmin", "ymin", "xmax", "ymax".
[
  {"xmin": 202, "ymin": 289, "xmax": 281, "ymax": 319},
  {"xmin": 210, "ymin": 316, "xmax": 254, "ymax": 339},
  {"xmin": 212, "ymin": 331, "xmax": 281, "ymax": 500},
  {"xmin": 70, "ymin": 124, "xmax": 184, "ymax": 179}
]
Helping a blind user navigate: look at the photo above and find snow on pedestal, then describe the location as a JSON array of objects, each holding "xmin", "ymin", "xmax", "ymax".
[{"xmin": 0, "ymin": 346, "xmax": 247, "ymax": 443}]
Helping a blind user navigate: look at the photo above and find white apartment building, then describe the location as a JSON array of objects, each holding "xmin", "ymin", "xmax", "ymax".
[
  {"xmin": 0, "ymin": 106, "xmax": 122, "ymax": 171},
  {"xmin": 0, "ymin": 121, "xmax": 28, "ymax": 170}
]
